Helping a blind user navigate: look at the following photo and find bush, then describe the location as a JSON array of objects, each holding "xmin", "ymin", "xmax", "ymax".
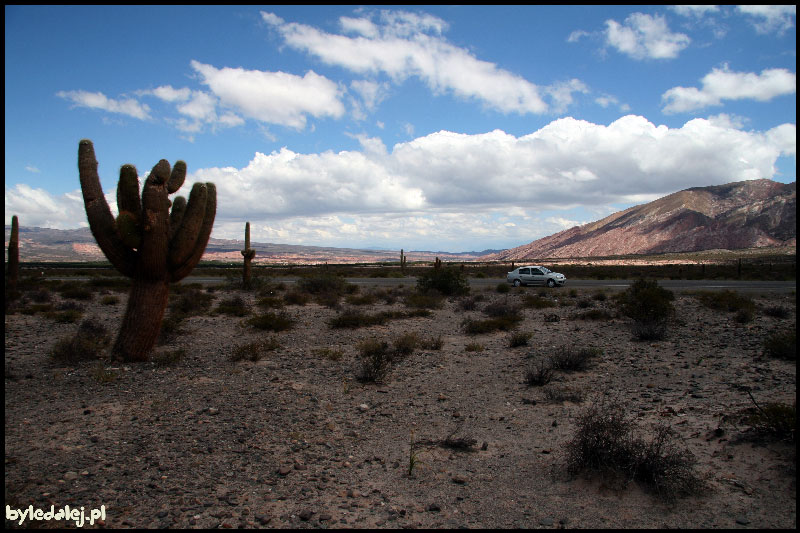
[
  {"xmin": 617, "ymin": 279, "xmax": 674, "ymax": 340},
  {"xmin": 329, "ymin": 309, "xmax": 387, "ymax": 329},
  {"xmin": 416, "ymin": 266, "xmax": 470, "ymax": 296},
  {"xmin": 404, "ymin": 290, "xmax": 445, "ymax": 309},
  {"xmin": 762, "ymin": 329, "xmax": 796, "ymax": 361},
  {"xmin": 548, "ymin": 346, "xmax": 601, "ymax": 372},
  {"xmin": 230, "ymin": 338, "xmax": 280, "ymax": 362},
  {"xmin": 246, "ymin": 312, "xmax": 294, "ymax": 332},
  {"xmin": 215, "ymin": 295, "xmax": 251, "ymax": 316},
  {"xmin": 392, "ymin": 332, "xmax": 420, "ymax": 358},
  {"xmin": 566, "ymin": 399, "xmax": 703, "ymax": 500},
  {"xmin": 463, "ymin": 315, "xmax": 521, "ymax": 334},
  {"xmin": 525, "ymin": 360, "xmax": 553, "ymax": 386},
  {"xmin": 50, "ymin": 318, "xmax": 110, "ymax": 363},
  {"xmin": 693, "ymin": 290, "xmax": 755, "ymax": 314},
  {"xmin": 509, "ymin": 331, "xmax": 533, "ymax": 347},
  {"xmin": 355, "ymin": 339, "xmax": 392, "ymax": 383}
]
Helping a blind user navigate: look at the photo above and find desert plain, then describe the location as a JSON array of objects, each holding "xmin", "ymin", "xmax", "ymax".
[{"xmin": 4, "ymin": 273, "xmax": 796, "ymax": 529}]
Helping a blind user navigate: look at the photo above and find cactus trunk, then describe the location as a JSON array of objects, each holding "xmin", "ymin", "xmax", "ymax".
[
  {"xmin": 78, "ymin": 139, "xmax": 216, "ymax": 362},
  {"xmin": 113, "ymin": 278, "xmax": 170, "ymax": 361},
  {"xmin": 7, "ymin": 215, "xmax": 20, "ymax": 293},
  {"xmin": 241, "ymin": 222, "xmax": 255, "ymax": 288}
]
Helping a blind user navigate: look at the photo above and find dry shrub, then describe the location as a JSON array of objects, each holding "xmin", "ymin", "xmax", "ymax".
[{"xmin": 566, "ymin": 399, "xmax": 703, "ymax": 500}]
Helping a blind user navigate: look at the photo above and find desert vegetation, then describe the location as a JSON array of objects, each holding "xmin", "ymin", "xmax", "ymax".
[{"xmin": 4, "ymin": 259, "xmax": 796, "ymax": 528}]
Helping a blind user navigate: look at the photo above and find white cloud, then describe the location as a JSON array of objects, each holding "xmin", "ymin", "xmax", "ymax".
[
  {"xmin": 190, "ymin": 60, "xmax": 345, "ymax": 129},
  {"xmin": 56, "ymin": 90, "xmax": 151, "ymax": 120},
  {"xmin": 670, "ymin": 6, "xmax": 720, "ymax": 18},
  {"xmin": 10, "ymin": 116, "xmax": 793, "ymax": 251},
  {"xmin": 737, "ymin": 5, "xmax": 796, "ymax": 35},
  {"xmin": 662, "ymin": 65, "xmax": 797, "ymax": 113},
  {"xmin": 604, "ymin": 13, "xmax": 690, "ymax": 59},
  {"xmin": 261, "ymin": 10, "xmax": 552, "ymax": 114},
  {"xmin": 4, "ymin": 185, "xmax": 93, "ymax": 229}
]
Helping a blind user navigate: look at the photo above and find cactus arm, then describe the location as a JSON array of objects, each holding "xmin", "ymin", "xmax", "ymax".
[
  {"xmin": 170, "ymin": 182, "xmax": 216, "ymax": 282},
  {"xmin": 169, "ymin": 196, "xmax": 187, "ymax": 240},
  {"xmin": 78, "ymin": 140, "xmax": 136, "ymax": 277},
  {"xmin": 167, "ymin": 160, "xmax": 186, "ymax": 194},
  {"xmin": 138, "ymin": 160, "xmax": 172, "ymax": 279},
  {"xmin": 168, "ymin": 182, "xmax": 208, "ymax": 270},
  {"xmin": 116, "ymin": 164, "xmax": 141, "ymax": 216}
]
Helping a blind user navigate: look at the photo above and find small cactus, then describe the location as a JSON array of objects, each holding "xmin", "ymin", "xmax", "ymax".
[
  {"xmin": 434, "ymin": 257, "xmax": 442, "ymax": 270},
  {"xmin": 7, "ymin": 215, "xmax": 20, "ymax": 296},
  {"xmin": 78, "ymin": 139, "xmax": 216, "ymax": 362},
  {"xmin": 400, "ymin": 248, "xmax": 407, "ymax": 272},
  {"xmin": 241, "ymin": 222, "xmax": 256, "ymax": 288}
]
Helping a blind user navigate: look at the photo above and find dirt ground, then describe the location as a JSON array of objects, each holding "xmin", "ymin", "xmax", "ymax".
[{"xmin": 4, "ymin": 279, "xmax": 796, "ymax": 529}]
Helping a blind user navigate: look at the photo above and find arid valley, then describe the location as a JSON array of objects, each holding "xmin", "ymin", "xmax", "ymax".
[{"xmin": 4, "ymin": 269, "xmax": 796, "ymax": 528}]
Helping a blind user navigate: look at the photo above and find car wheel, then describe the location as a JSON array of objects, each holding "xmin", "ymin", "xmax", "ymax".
[
  {"xmin": 513, "ymin": 279, "xmax": 521, "ymax": 287},
  {"xmin": 547, "ymin": 279, "xmax": 555, "ymax": 288}
]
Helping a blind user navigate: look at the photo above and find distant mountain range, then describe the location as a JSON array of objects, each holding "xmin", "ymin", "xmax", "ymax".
[
  {"xmin": 489, "ymin": 179, "xmax": 795, "ymax": 261},
  {"xmin": 5, "ymin": 179, "xmax": 795, "ymax": 264}
]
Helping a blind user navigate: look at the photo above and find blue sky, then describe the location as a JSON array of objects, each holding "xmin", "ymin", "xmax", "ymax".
[{"xmin": 5, "ymin": 5, "xmax": 796, "ymax": 253}]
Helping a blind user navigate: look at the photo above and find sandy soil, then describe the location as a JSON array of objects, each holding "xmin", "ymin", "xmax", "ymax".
[{"xmin": 4, "ymin": 280, "xmax": 796, "ymax": 529}]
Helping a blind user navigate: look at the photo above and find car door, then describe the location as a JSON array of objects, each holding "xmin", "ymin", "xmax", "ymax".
[
  {"xmin": 529, "ymin": 267, "xmax": 546, "ymax": 285},
  {"xmin": 518, "ymin": 267, "xmax": 531, "ymax": 285}
]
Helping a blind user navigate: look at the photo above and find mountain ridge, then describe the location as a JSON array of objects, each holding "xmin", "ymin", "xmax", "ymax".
[{"xmin": 489, "ymin": 179, "xmax": 795, "ymax": 261}]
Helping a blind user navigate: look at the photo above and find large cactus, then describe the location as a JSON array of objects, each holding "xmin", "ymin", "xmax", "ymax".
[
  {"xmin": 241, "ymin": 221, "xmax": 256, "ymax": 288},
  {"xmin": 78, "ymin": 139, "xmax": 216, "ymax": 362},
  {"xmin": 7, "ymin": 215, "xmax": 19, "ymax": 295}
]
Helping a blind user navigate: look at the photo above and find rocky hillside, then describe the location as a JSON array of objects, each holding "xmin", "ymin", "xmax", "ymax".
[{"xmin": 491, "ymin": 179, "xmax": 796, "ymax": 261}]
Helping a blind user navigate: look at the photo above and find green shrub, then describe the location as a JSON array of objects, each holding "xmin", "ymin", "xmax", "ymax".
[
  {"xmin": 416, "ymin": 266, "xmax": 470, "ymax": 296},
  {"xmin": 617, "ymin": 279, "xmax": 674, "ymax": 340},
  {"xmin": 283, "ymin": 290, "xmax": 311, "ymax": 306},
  {"xmin": 463, "ymin": 315, "xmax": 522, "ymax": 334}
]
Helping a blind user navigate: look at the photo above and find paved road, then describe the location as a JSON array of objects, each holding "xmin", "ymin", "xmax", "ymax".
[
  {"xmin": 42, "ymin": 275, "xmax": 795, "ymax": 293},
  {"xmin": 181, "ymin": 276, "xmax": 795, "ymax": 293}
]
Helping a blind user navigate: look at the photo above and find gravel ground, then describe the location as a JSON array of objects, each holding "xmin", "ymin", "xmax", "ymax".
[{"xmin": 4, "ymin": 281, "xmax": 796, "ymax": 529}]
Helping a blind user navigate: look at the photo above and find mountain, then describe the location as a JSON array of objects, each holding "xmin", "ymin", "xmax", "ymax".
[
  {"xmin": 3, "ymin": 226, "xmax": 487, "ymax": 264},
  {"xmin": 490, "ymin": 179, "xmax": 796, "ymax": 261}
]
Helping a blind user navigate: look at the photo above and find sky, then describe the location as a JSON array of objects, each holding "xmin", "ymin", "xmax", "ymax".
[{"xmin": 4, "ymin": 5, "xmax": 796, "ymax": 253}]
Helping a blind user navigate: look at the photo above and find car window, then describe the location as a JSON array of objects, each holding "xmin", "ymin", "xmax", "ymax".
[
  {"xmin": 519, "ymin": 268, "xmax": 530, "ymax": 275},
  {"xmin": 531, "ymin": 268, "xmax": 543, "ymax": 275},
  {"xmin": 541, "ymin": 267, "xmax": 551, "ymax": 274}
]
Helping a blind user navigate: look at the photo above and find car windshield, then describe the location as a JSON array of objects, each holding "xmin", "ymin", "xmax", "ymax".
[{"xmin": 540, "ymin": 267, "xmax": 551, "ymax": 274}]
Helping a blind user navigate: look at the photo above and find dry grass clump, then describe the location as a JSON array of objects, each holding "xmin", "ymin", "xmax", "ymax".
[
  {"xmin": 50, "ymin": 317, "xmax": 111, "ymax": 363},
  {"xmin": 565, "ymin": 399, "xmax": 704, "ymax": 500},
  {"xmin": 548, "ymin": 345, "xmax": 601, "ymax": 372},
  {"xmin": 230, "ymin": 337, "xmax": 280, "ymax": 362},
  {"xmin": 246, "ymin": 311, "xmax": 295, "ymax": 332},
  {"xmin": 215, "ymin": 295, "xmax": 251, "ymax": 316},
  {"xmin": 525, "ymin": 359, "xmax": 554, "ymax": 386},
  {"xmin": 616, "ymin": 279, "xmax": 675, "ymax": 341},
  {"xmin": 762, "ymin": 328, "xmax": 796, "ymax": 361}
]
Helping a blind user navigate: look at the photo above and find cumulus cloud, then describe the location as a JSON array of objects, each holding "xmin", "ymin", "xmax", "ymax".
[
  {"xmin": 175, "ymin": 116, "xmax": 795, "ymax": 237},
  {"xmin": 662, "ymin": 65, "xmax": 797, "ymax": 113},
  {"xmin": 56, "ymin": 90, "xmax": 151, "ymax": 120},
  {"xmin": 737, "ymin": 5, "xmax": 796, "ymax": 35},
  {"xmin": 4, "ymin": 184, "xmax": 93, "ymax": 229},
  {"xmin": 261, "ymin": 10, "xmax": 553, "ymax": 114},
  {"xmin": 190, "ymin": 60, "xmax": 345, "ymax": 130},
  {"xmin": 9, "ymin": 116, "xmax": 794, "ymax": 250},
  {"xmin": 604, "ymin": 13, "xmax": 690, "ymax": 59}
]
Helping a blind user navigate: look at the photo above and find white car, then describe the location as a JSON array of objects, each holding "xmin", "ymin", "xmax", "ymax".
[{"xmin": 507, "ymin": 266, "xmax": 566, "ymax": 287}]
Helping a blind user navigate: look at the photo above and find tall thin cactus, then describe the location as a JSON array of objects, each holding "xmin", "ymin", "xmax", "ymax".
[
  {"xmin": 78, "ymin": 139, "xmax": 216, "ymax": 362},
  {"xmin": 241, "ymin": 221, "xmax": 256, "ymax": 288},
  {"xmin": 7, "ymin": 215, "xmax": 19, "ymax": 296},
  {"xmin": 400, "ymin": 248, "xmax": 407, "ymax": 273}
]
